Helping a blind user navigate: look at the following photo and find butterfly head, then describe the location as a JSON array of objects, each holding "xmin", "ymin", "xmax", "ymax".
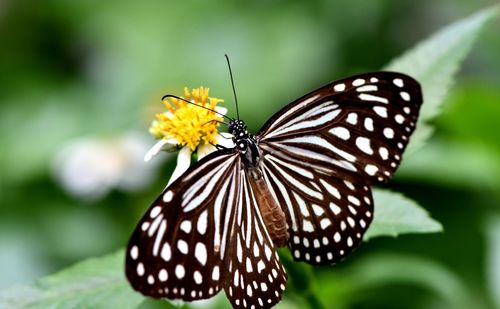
[{"xmin": 228, "ymin": 119, "xmax": 249, "ymax": 140}]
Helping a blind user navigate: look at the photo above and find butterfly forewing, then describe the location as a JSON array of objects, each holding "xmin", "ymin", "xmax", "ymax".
[
  {"xmin": 257, "ymin": 72, "xmax": 422, "ymax": 263},
  {"xmin": 259, "ymin": 72, "xmax": 422, "ymax": 183}
]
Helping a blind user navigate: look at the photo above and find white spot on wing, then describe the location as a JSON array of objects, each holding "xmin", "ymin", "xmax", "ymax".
[
  {"xmin": 346, "ymin": 112, "xmax": 358, "ymax": 125},
  {"xmin": 150, "ymin": 206, "xmax": 161, "ymax": 218},
  {"xmin": 197, "ymin": 210, "xmax": 208, "ymax": 235},
  {"xmin": 383, "ymin": 128, "xmax": 394, "ymax": 139},
  {"xmin": 334, "ymin": 83, "xmax": 346, "ymax": 91},
  {"xmin": 348, "ymin": 195, "xmax": 360, "ymax": 206},
  {"xmin": 257, "ymin": 260, "xmax": 265, "ymax": 273},
  {"xmin": 330, "ymin": 127, "xmax": 350, "ymax": 140},
  {"xmin": 194, "ymin": 270, "xmax": 203, "ymax": 284},
  {"xmin": 180, "ymin": 220, "xmax": 192, "ymax": 233},
  {"xmin": 393, "ymin": 78, "xmax": 404, "ymax": 87},
  {"xmin": 195, "ymin": 242, "xmax": 207, "ymax": 266},
  {"xmin": 373, "ymin": 106, "xmax": 388, "ymax": 118},
  {"xmin": 246, "ymin": 257, "xmax": 253, "ymax": 273},
  {"xmin": 359, "ymin": 93, "xmax": 388, "ymax": 104},
  {"xmin": 320, "ymin": 179, "xmax": 341, "ymax": 199},
  {"xmin": 159, "ymin": 269, "xmax": 168, "ymax": 281},
  {"xmin": 334, "ymin": 232, "xmax": 341, "ymax": 242},
  {"xmin": 395, "ymin": 114, "xmax": 405, "ymax": 124},
  {"xmin": 137, "ymin": 262, "xmax": 145, "ymax": 276},
  {"xmin": 212, "ymin": 266, "xmax": 220, "ymax": 280},
  {"xmin": 347, "ymin": 216, "xmax": 356, "ymax": 227},
  {"xmin": 161, "ymin": 243, "xmax": 171, "ymax": 261},
  {"xmin": 130, "ymin": 246, "xmax": 138, "ymax": 260},
  {"xmin": 237, "ymin": 237, "xmax": 243, "ymax": 262},
  {"xmin": 320, "ymin": 218, "xmax": 332, "ymax": 229},
  {"xmin": 356, "ymin": 85, "xmax": 378, "ymax": 92},
  {"xmin": 303, "ymin": 219, "xmax": 314, "ymax": 232},
  {"xmin": 264, "ymin": 245, "xmax": 272, "ymax": 261},
  {"xmin": 141, "ymin": 222, "xmax": 150, "ymax": 231},
  {"xmin": 365, "ymin": 164, "xmax": 379, "ymax": 176},
  {"xmin": 177, "ymin": 239, "xmax": 188, "ymax": 254},
  {"xmin": 312, "ymin": 204, "xmax": 325, "ymax": 216},
  {"xmin": 329, "ymin": 203, "xmax": 341, "ymax": 215},
  {"xmin": 379, "ymin": 147, "xmax": 389, "ymax": 160},
  {"xmin": 364, "ymin": 117, "xmax": 374, "ymax": 131},
  {"xmin": 356, "ymin": 137, "xmax": 373, "ymax": 155},
  {"xmin": 175, "ymin": 264, "xmax": 185, "ymax": 279},
  {"xmin": 163, "ymin": 190, "xmax": 173, "ymax": 202},
  {"xmin": 344, "ymin": 180, "xmax": 354, "ymax": 190},
  {"xmin": 352, "ymin": 78, "xmax": 365, "ymax": 86}
]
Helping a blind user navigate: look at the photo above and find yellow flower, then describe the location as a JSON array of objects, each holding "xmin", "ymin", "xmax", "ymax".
[{"xmin": 144, "ymin": 87, "xmax": 232, "ymax": 186}]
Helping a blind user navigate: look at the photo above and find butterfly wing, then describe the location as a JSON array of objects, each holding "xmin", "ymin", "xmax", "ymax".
[
  {"xmin": 125, "ymin": 149, "xmax": 287, "ymax": 308},
  {"xmin": 257, "ymin": 72, "xmax": 422, "ymax": 264},
  {"xmin": 260, "ymin": 155, "xmax": 374, "ymax": 264},
  {"xmin": 225, "ymin": 171, "xmax": 287, "ymax": 308}
]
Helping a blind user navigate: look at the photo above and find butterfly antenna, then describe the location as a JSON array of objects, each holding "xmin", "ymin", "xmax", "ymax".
[
  {"xmin": 225, "ymin": 54, "xmax": 240, "ymax": 120},
  {"xmin": 161, "ymin": 94, "xmax": 232, "ymax": 122}
]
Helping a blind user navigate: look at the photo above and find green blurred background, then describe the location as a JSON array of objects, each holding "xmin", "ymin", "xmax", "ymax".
[{"xmin": 1, "ymin": 0, "xmax": 499, "ymax": 308}]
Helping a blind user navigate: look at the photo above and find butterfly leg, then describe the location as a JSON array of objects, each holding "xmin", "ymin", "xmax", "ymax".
[{"xmin": 211, "ymin": 142, "xmax": 227, "ymax": 150}]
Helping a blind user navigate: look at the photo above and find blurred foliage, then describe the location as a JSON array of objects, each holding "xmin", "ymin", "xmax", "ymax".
[
  {"xmin": 0, "ymin": 250, "xmax": 143, "ymax": 309},
  {"xmin": 1, "ymin": 0, "xmax": 500, "ymax": 308}
]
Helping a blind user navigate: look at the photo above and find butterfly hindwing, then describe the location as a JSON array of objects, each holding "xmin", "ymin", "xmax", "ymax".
[
  {"xmin": 224, "ymin": 172, "xmax": 287, "ymax": 308},
  {"xmin": 260, "ymin": 153, "xmax": 373, "ymax": 264}
]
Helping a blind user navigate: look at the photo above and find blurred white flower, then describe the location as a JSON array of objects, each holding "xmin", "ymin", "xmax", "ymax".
[{"xmin": 52, "ymin": 131, "xmax": 163, "ymax": 201}]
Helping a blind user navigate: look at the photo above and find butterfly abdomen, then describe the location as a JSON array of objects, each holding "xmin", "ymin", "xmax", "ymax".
[{"xmin": 251, "ymin": 176, "xmax": 289, "ymax": 247}]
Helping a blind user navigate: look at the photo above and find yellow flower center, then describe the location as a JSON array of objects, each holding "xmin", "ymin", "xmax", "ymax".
[{"xmin": 149, "ymin": 87, "xmax": 224, "ymax": 151}]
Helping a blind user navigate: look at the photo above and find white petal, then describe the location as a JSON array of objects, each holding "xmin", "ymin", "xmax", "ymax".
[
  {"xmin": 197, "ymin": 143, "xmax": 216, "ymax": 160},
  {"xmin": 144, "ymin": 138, "xmax": 177, "ymax": 162},
  {"xmin": 167, "ymin": 146, "xmax": 192, "ymax": 187},
  {"xmin": 214, "ymin": 106, "xmax": 228, "ymax": 116},
  {"xmin": 216, "ymin": 132, "xmax": 235, "ymax": 148}
]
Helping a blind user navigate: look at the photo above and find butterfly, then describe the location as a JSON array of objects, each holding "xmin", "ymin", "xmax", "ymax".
[{"xmin": 125, "ymin": 69, "xmax": 422, "ymax": 308}]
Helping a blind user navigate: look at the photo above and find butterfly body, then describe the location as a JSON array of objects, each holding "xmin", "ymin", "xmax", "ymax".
[
  {"xmin": 126, "ymin": 72, "xmax": 423, "ymax": 308},
  {"xmin": 251, "ymin": 176, "xmax": 289, "ymax": 247},
  {"xmin": 229, "ymin": 119, "xmax": 290, "ymax": 247}
]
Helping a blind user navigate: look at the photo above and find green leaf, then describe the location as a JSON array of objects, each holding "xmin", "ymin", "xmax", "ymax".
[
  {"xmin": 0, "ymin": 250, "xmax": 143, "ymax": 309},
  {"xmin": 316, "ymin": 253, "xmax": 472, "ymax": 308},
  {"xmin": 485, "ymin": 216, "xmax": 500, "ymax": 308},
  {"xmin": 384, "ymin": 5, "xmax": 499, "ymax": 154},
  {"xmin": 364, "ymin": 189, "xmax": 442, "ymax": 240}
]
